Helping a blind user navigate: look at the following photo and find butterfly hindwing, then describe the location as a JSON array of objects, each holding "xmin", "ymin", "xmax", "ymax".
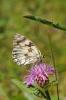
[{"xmin": 12, "ymin": 33, "xmax": 41, "ymax": 65}]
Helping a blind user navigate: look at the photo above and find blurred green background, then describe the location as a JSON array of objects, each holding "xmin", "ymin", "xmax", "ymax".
[{"xmin": 0, "ymin": 0, "xmax": 66, "ymax": 100}]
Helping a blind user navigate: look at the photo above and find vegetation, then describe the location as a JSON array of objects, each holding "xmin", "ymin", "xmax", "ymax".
[{"xmin": 0, "ymin": 0, "xmax": 66, "ymax": 100}]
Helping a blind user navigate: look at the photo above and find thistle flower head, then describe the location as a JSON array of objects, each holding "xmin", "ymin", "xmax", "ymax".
[{"xmin": 24, "ymin": 63, "xmax": 55, "ymax": 87}]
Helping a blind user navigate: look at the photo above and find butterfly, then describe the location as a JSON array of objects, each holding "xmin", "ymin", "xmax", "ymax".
[{"xmin": 12, "ymin": 33, "xmax": 42, "ymax": 65}]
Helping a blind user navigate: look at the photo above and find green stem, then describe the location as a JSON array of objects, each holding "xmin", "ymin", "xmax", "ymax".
[
  {"xmin": 24, "ymin": 15, "xmax": 66, "ymax": 31},
  {"xmin": 48, "ymin": 34, "xmax": 59, "ymax": 100},
  {"xmin": 34, "ymin": 85, "xmax": 51, "ymax": 100},
  {"xmin": 45, "ymin": 90, "xmax": 51, "ymax": 100}
]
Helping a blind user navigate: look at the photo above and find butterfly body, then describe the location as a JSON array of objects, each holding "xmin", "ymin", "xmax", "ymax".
[{"xmin": 12, "ymin": 33, "xmax": 42, "ymax": 65}]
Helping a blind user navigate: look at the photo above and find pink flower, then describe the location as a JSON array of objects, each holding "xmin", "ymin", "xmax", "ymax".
[{"xmin": 24, "ymin": 63, "xmax": 55, "ymax": 87}]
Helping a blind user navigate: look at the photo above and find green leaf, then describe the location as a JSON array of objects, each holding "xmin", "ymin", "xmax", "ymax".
[
  {"xmin": 24, "ymin": 15, "xmax": 66, "ymax": 31},
  {"xmin": 11, "ymin": 79, "xmax": 36, "ymax": 100}
]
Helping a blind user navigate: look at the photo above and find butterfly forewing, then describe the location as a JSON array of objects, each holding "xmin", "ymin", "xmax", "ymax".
[{"xmin": 12, "ymin": 33, "xmax": 41, "ymax": 65}]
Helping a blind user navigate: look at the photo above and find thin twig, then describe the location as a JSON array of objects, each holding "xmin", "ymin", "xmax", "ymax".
[{"xmin": 24, "ymin": 15, "xmax": 66, "ymax": 31}]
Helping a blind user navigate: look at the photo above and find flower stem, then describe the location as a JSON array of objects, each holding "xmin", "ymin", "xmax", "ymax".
[{"xmin": 45, "ymin": 90, "xmax": 51, "ymax": 100}]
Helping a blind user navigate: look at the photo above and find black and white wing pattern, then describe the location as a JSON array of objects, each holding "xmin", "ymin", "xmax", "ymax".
[{"xmin": 12, "ymin": 33, "xmax": 41, "ymax": 65}]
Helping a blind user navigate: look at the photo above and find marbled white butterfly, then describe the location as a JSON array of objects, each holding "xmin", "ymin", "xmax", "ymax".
[{"xmin": 12, "ymin": 33, "xmax": 42, "ymax": 65}]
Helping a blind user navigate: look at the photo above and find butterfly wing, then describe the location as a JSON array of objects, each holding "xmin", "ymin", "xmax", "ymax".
[{"xmin": 12, "ymin": 33, "xmax": 41, "ymax": 65}]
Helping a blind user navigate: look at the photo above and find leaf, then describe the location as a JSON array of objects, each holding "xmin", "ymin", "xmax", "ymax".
[
  {"xmin": 24, "ymin": 15, "xmax": 66, "ymax": 31},
  {"xmin": 11, "ymin": 79, "xmax": 36, "ymax": 100}
]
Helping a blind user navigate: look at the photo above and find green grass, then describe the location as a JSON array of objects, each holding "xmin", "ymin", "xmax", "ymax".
[{"xmin": 0, "ymin": 0, "xmax": 66, "ymax": 99}]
